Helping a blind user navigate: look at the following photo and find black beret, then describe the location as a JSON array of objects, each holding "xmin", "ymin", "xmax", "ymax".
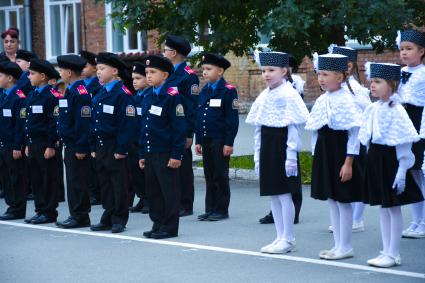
[
  {"xmin": 164, "ymin": 34, "xmax": 191, "ymax": 56},
  {"xmin": 79, "ymin": 50, "xmax": 97, "ymax": 65},
  {"xmin": 0, "ymin": 61, "xmax": 23, "ymax": 80},
  {"xmin": 144, "ymin": 55, "xmax": 174, "ymax": 74},
  {"xmin": 49, "ymin": 66, "xmax": 61, "ymax": 80},
  {"xmin": 57, "ymin": 55, "xmax": 87, "ymax": 72},
  {"xmin": 201, "ymin": 53, "xmax": 231, "ymax": 70},
  {"xmin": 29, "ymin": 59, "xmax": 56, "ymax": 79},
  {"xmin": 96, "ymin": 52, "xmax": 128, "ymax": 72},
  {"xmin": 16, "ymin": 49, "xmax": 38, "ymax": 62},
  {"xmin": 0, "ymin": 54, "xmax": 10, "ymax": 63},
  {"xmin": 132, "ymin": 62, "xmax": 146, "ymax": 76}
]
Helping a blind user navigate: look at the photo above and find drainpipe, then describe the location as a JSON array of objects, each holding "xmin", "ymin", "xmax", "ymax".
[{"xmin": 24, "ymin": 0, "xmax": 31, "ymax": 51}]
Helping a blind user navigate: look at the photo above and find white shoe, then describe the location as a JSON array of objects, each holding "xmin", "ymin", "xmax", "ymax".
[
  {"xmin": 352, "ymin": 221, "xmax": 365, "ymax": 232},
  {"xmin": 319, "ymin": 247, "xmax": 337, "ymax": 259},
  {"xmin": 410, "ymin": 222, "xmax": 425, "ymax": 238},
  {"xmin": 266, "ymin": 239, "xmax": 297, "ymax": 254},
  {"xmin": 370, "ymin": 254, "xmax": 401, "ymax": 268},
  {"xmin": 402, "ymin": 222, "xmax": 419, "ymax": 238},
  {"xmin": 328, "ymin": 225, "xmax": 333, "ymax": 233},
  {"xmin": 367, "ymin": 251, "xmax": 386, "ymax": 266},
  {"xmin": 260, "ymin": 239, "xmax": 280, "ymax": 253},
  {"xmin": 323, "ymin": 248, "xmax": 354, "ymax": 260}
]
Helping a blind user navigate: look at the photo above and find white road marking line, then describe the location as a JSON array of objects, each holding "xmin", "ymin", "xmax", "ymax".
[{"xmin": 1, "ymin": 220, "xmax": 424, "ymax": 279}]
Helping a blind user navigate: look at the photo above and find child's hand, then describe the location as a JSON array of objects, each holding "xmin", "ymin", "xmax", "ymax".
[
  {"xmin": 185, "ymin": 138, "xmax": 193, "ymax": 149},
  {"xmin": 44, "ymin": 147, "xmax": 55, "ymax": 159},
  {"xmin": 223, "ymin": 145, "xmax": 233, "ymax": 157},
  {"xmin": 195, "ymin": 144, "xmax": 202, "ymax": 155},
  {"xmin": 167, "ymin": 158, "xmax": 181, "ymax": 169},
  {"xmin": 114, "ymin": 153, "xmax": 126, "ymax": 159},
  {"xmin": 339, "ymin": 164, "xmax": 352, "ymax": 182},
  {"xmin": 91, "ymin": 152, "xmax": 96, "ymax": 158},
  {"xmin": 139, "ymin": 159, "xmax": 145, "ymax": 170},
  {"xmin": 25, "ymin": 146, "xmax": 29, "ymax": 157},
  {"xmin": 13, "ymin": 150, "xmax": 22, "ymax": 160},
  {"xmin": 75, "ymin": 153, "xmax": 87, "ymax": 160}
]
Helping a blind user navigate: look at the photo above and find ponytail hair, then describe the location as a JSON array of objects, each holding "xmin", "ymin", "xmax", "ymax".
[
  {"xmin": 286, "ymin": 67, "xmax": 294, "ymax": 84},
  {"xmin": 351, "ymin": 62, "xmax": 362, "ymax": 85},
  {"xmin": 343, "ymin": 72, "xmax": 355, "ymax": 95}
]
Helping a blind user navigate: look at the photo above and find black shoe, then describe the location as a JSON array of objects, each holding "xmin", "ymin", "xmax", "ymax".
[
  {"xmin": 207, "ymin": 212, "xmax": 229, "ymax": 221},
  {"xmin": 151, "ymin": 230, "xmax": 177, "ymax": 239},
  {"xmin": 0, "ymin": 213, "xmax": 25, "ymax": 220},
  {"xmin": 27, "ymin": 193, "xmax": 35, "ymax": 201},
  {"xmin": 0, "ymin": 189, "xmax": 4, "ymax": 199},
  {"xmin": 56, "ymin": 216, "xmax": 73, "ymax": 227},
  {"xmin": 294, "ymin": 216, "xmax": 299, "ymax": 225},
  {"xmin": 129, "ymin": 200, "xmax": 143, "ymax": 213},
  {"xmin": 111, "ymin": 224, "xmax": 126, "ymax": 233},
  {"xmin": 198, "ymin": 212, "xmax": 212, "ymax": 221},
  {"xmin": 259, "ymin": 212, "xmax": 274, "ymax": 224},
  {"xmin": 141, "ymin": 206, "xmax": 150, "ymax": 214},
  {"xmin": 143, "ymin": 230, "xmax": 156, "ymax": 238},
  {"xmin": 24, "ymin": 214, "xmax": 40, "ymax": 223},
  {"xmin": 179, "ymin": 209, "xmax": 193, "ymax": 217},
  {"xmin": 90, "ymin": 223, "xmax": 112, "ymax": 231},
  {"xmin": 90, "ymin": 197, "xmax": 101, "ymax": 206},
  {"xmin": 61, "ymin": 218, "xmax": 91, "ymax": 229},
  {"xmin": 31, "ymin": 214, "xmax": 57, "ymax": 224}
]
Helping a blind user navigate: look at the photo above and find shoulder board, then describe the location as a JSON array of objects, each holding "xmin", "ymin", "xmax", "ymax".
[
  {"xmin": 167, "ymin": 87, "xmax": 179, "ymax": 96},
  {"xmin": 184, "ymin": 66, "xmax": 196, "ymax": 75},
  {"xmin": 50, "ymin": 88, "xmax": 64, "ymax": 98},
  {"xmin": 122, "ymin": 85, "xmax": 133, "ymax": 96},
  {"xmin": 225, "ymin": 83, "xmax": 235, "ymax": 90},
  {"xmin": 77, "ymin": 85, "xmax": 89, "ymax": 95},
  {"xmin": 16, "ymin": 89, "xmax": 26, "ymax": 98}
]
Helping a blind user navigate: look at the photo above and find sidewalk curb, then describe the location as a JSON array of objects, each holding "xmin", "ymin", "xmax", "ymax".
[{"xmin": 193, "ymin": 167, "xmax": 258, "ymax": 181}]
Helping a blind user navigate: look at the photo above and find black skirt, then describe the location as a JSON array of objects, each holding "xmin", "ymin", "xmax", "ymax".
[
  {"xmin": 259, "ymin": 126, "xmax": 302, "ymax": 196},
  {"xmin": 311, "ymin": 126, "xmax": 363, "ymax": 203},
  {"xmin": 405, "ymin": 103, "xmax": 425, "ymax": 170},
  {"xmin": 363, "ymin": 143, "xmax": 424, "ymax": 207}
]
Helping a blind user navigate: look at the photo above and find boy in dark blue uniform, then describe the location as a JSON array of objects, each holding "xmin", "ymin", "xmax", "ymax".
[
  {"xmin": 195, "ymin": 53, "xmax": 239, "ymax": 221},
  {"xmin": 128, "ymin": 62, "xmax": 150, "ymax": 213},
  {"xmin": 15, "ymin": 49, "xmax": 38, "ymax": 95},
  {"xmin": 55, "ymin": 55, "xmax": 92, "ymax": 229},
  {"xmin": 163, "ymin": 34, "xmax": 200, "ymax": 217},
  {"xmin": 89, "ymin": 52, "xmax": 136, "ymax": 234},
  {"xmin": 80, "ymin": 50, "xmax": 103, "ymax": 205},
  {"xmin": 0, "ymin": 62, "xmax": 27, "ymax": 220},
  {"xmin": 24, "ymin": 59, "xmax": 60, "ymax": 224},
  {"xmin": 139, "ymin": 55, "xmax": 186, "ymax": 239}
]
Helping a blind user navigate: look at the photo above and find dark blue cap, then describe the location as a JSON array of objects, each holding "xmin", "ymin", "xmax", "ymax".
[
  {"xmin": 370, "ymin": 63, "xmax": 401, "ymax": 81},
  {"xmin": 400, "ymin": 29, "xmax": 425, "ymax": 48},
  {"xmin": 259, "ymin": 52, "xmax": 289, "ymax": 67},
  {"xmin": 318, "ymin": 54, "xmax": 348, "ymax": 72}
]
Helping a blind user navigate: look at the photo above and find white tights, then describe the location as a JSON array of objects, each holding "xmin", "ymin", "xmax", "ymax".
[
  {"xmin": 271, "ymin": 193, "xmax": 295, "ymax": 241},
  {"xmin": 351, "ymin": 202, "xmax": 365, "ymax": 222},
  {"xmin": 328, "ymin": 199, "xmax": 353, "ymax": 253},
  {"xmin": 410, "ymin": 170, "xmax": 425, "ymax": 227},
  {"xmin": 379, "ymin": 206, "xmax": 402, "ymax": 257}
]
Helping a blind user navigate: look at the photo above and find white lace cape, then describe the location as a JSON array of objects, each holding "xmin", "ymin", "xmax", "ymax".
[
  {"xmin": 342, "ymin": 77, "xmax": 371, "ymax": 111},
  {"xmin": 398, "ymin": 64, "xmax": 425, "ymax": 106}
]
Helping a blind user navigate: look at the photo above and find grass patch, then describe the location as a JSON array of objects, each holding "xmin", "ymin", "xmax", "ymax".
[{"xmin": 194, "ymin": 152, "xmax": 313, "ymax": 184}]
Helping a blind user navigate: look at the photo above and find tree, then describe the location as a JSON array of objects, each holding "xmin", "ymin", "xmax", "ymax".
[{"xmin": 103, "ymin": 0, "xmax": 425, "ymax": 62}]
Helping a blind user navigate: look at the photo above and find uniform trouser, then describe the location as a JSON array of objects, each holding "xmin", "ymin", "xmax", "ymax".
[
  {"xmin": 64, "ymin": 146, "xmax": 91, "ymax": 222},
  {"xmin": 127, "ymin": 144, "xmax": 146, "ymax": 204},
  {"xmin": 145, "ymin": 152, "xmax": 180, "ymax": 234},
  {"xmin": 56, "ymin": 144, "xmax": 65, "ymax": 202},
  {"xmin": 202, "ymin": 139, "xmax": 230, "ymax": 214},
  {"xmin": 179, "ymin": 147, "xmax": 194, "ymax": 212},
  {"xmin": 28, "ymin": 143, "xmax": 59, "ymax": 218},
  {"xmin": 95, "ymin": 143, "xmax": 129, "ymax": 226},
  {"xmin": 89, "ymin": 156, "xmax": 100, "ymax": 201},
  {"xmin": 0, "ymin": 148, "xmax": 27, "ymax": 216},
  {"xmin": 23, "ymin": 154, "xmax": 32, "ymax": 195}
]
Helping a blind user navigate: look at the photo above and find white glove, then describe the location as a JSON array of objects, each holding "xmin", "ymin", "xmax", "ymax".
[
  {"xmin": 255, "ymin": 162, "xmax": 260, "ymax": 176},
  {"xmin": 285, "ymin": 159, "xmax": 298, "ymax": 177},
  {"xmin": 392, "ymin": 169, "xmax": 406, "ymax": 195}
]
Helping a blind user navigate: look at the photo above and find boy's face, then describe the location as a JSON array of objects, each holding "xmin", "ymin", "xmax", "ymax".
[
  {"xmin": 202, "ymin": 64, "xmax": 223, "ymax": 83},
  {"xmin": 370, "ymin": 78, "xmax": 392, "ymax": 99},
  {"xmin": 48, "ymin": 78, "xmax": 57, "ymax": 86},
  {"xmin": 28, "ymin": 70, "xmax": 47, "ymax": 87},
  {"xmin": 132, "ymin": 73, "xmax": 148, "ymax": 90},
  {"xmin": 400, "ymin": 41, "xmax": 425, "ymax": 67},
  {"xmin": 96, "ymin": 63, "xmax": 118, "ymax": 84},
  {"xmin": 59, "ymin": 68, "xmax": 72, "ymax": 84},
  {"xmin": 317, "ymin": 70, "xmax": 343, "ymax": 92},
  {"xmin": 145, "ymin": 67, "xmax": 169, "ymax": 87},
  {"xmin": 81, "ymin": 63, "xmax": 97, "ymax": 79},
  {"xmin": 16, "ymin": 59, "xmax": 29, "ymax": 72},
  {"xmin": 0, "ymin": 72, "xmax": 12, "ymax": 88}
]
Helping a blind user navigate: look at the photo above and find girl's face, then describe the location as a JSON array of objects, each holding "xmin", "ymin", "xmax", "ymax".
[
  {"xmin": 369, "ymin": 78, "xmax": 392, "ymax": 100},
  {"xmin": 16, "ymin": 59, "xmax": 29, "ymax": 72},
  {"xmin": 145, "ymin": 67, "xmax": 169, "ymax": 87},
  {"xmin": 317, "ymin": 70, "xmax": 343, "ymax": 92},
  {"xmin": 28, "ymin": 70, "xmax": 47, "ymax": 87},
  {"xmin": 81, "ymin": 63, "xmax": 97, "ymax": 79},
  {"xmin": 96, "ymin": 64, "xmax": 118, "ymax": 84},
  {"xmin": 202, "ymin": 64, "xmax": 223, "ymax": 83},
  {"xmin": 132, "ymin": 73, "xmax": 148, "ymax": 90},
  {"xmin": 400, "ymin": 41, "xmax": 425, "ymax": 67},
  {"xmin": 261, "ymin": 66, "xmax": 287, "ymax": 89},
  {"xmin": 3, "ymin": 35, "xmax": 19, "ymax": 54}
]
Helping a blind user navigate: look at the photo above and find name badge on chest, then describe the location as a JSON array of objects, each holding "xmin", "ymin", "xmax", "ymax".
[
  {"xmin": 59, "ymin": 99, "xmax": 68, "ymax": 108},
  {"xmin": 2, "ymin": 109, "xmax": 12, "ymax": 117},
  {"xmin": 149, "ymin": 105, "xmax": 162, "ymax": 116},
  {"xmin": 137, "ymin": 107, "xmax": 142, "ymax": 116},
  {"xmin": 32, "ymin": 105, "xmax": 43, "ymax": 114},
  {"xmin": 103, "ymin": 104, "xmax": 114, "ymax": 114},
  {"xmin": 210, "ymin": 99, "xmax": 222, "ymax": 107}
]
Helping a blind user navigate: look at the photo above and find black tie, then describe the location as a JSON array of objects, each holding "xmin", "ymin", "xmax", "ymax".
[{"xmin": 401, "ymin": 71, "xmax": 412, "ymax": 84}]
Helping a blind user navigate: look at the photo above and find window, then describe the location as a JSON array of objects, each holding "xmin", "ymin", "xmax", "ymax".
[
  {"xmin": 105, "ymin": 3, "xmax": 147, "ymax": 53},
  {"xmin": 44, "ymin": 0, "xmax": 82, "ymax": 59},
  {"xmin": 0, "ymin": 0, "xmax": 25, "ymax": 52}
]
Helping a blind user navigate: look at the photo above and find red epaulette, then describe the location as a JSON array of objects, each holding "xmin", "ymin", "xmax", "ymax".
[
  {"xmin": 16, "ymin": 89, "xmax": 26, "ymax": 98},
  {"xmin": 184, "ymin": 66, "xmax": 196, "ymax": 75},
  {"xmin": 225, "ymin": 82, "xmax": 236, "ymax": 90},
  {"xmin": 167, "ymin": 87, "xmax": 179, "ymax": 96},
  {"xmin": 122, "ymin": 85, "xmax": 133, "ymax": 96},
  {"xmin": 50, "ymin": 88, "xmax": 64, "ymax": 98},
  {"xmin": 77, "ymin": 85, "xmax": 89, "ymax": 95}
]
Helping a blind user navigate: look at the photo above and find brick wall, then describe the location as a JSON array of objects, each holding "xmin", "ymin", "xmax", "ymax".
[
  {"xmin": 81, "ymin": 0, "xmax": 106, "ymax": 53},
  {"xmin": 30, "ymin": 0, "xmax": 45, "ymax": 59}
]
